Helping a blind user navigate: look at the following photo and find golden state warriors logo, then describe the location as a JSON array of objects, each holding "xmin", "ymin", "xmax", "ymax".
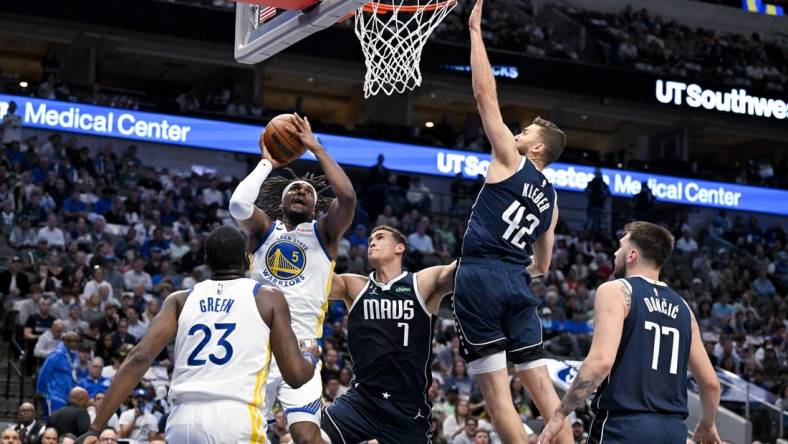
[{"xmin": 264, "ymin": 240, "xmax": 307, "ymax": 286}]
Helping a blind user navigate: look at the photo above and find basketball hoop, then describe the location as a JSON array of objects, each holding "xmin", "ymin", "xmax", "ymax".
[{"xmin": 355, "ymin": 0, "xmax": 457, "ymax": 98}]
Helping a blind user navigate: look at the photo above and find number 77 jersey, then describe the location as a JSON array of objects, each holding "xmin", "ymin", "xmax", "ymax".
[
  {"xmin": 461, "ymin": 156, "xmax": 556, "ymax": 266},
  {"xmin": 592, "ymin": 276, "xmax": 693, "ymax": 417}
]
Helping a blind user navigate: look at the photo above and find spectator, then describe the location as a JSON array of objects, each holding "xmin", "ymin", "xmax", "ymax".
[
  {"xmin": 9, "ymin": 216, "xmax": 38, "ymax": 249},
  {"xmin": 125, "ymin": 306, "xmax": 148, "ymax": 340},
  {"xmin": 39, "ymin": 428, "xmax": 57, "ymax": 444},
  {"xmin": 266, "ymin": 410, "xmax": 289, "ymax": 444},
  {"xmin": 24, "ymin": 297, "xmax": 57, "ymax": 358},
  {"xmin": 631, "ymin": 181, "xmax": 655, "ymax": 221},
  {"xmin": 35, "ymin": 332, "xmax": 80, "ymax": 417},
  {"xmin": 58, "ymin": 434, "xmax": 76, "ymax": 444},
  {"xmin": 451, "ymin": 416, "xmax": 478, "ymax": 444},
  {"xmin": 447, "ymin": 359, "xmax": 474, "ymax": 399},
  {"xmin": 675, "ymin": 229, "xmax": 698, "ymax": 254},
  {"xmin": 63, "ymin": 304, "xmax": 89, "ymax": 334},
  {"xmin": 584, "ymin": 168, "xmax": 609, "ymax": 235},
  {"xmin": 111, "ymin": 318, "xmax": 138, "ymax": 349},
  {"xmin": 118, "ymin": 389, "xmax": 159, "ymax": 444},
  {"xmin": 87, "ymin": 393, "xmax": 120, "ymax": 432},
  {"xmin": 46, "ymin": 387, "xmax": 90, "ymax": 437},
  {"xmin": 752, "ymin": 269, "xmax": 777, "ymax": 299},
  {"xmin": 0, "ymin": 429, "xmax": 20, "ymax": 444},
  {"xmin": 34, "ymin": 320, "xmax": 65, "ymax": 359},
  {"xmin": 406, "ymin": 176, "xmax": 433, "ymax": 213},
  {"xmin": 38, "ymin": 214, "xmax": 66, "ymax": 248},
  {"xmin": 167, "ymin": 232, "xmax": 189, "ymax": 262},
  {"xmin": 2, "ymin": 101, "xmax": 22, "ymax": 148},
  {"xmin": 201, "ymin": 178, "xmax": 224, "ymax": 208},
  {"xmin": 16, "ymin": 286, "xmax": 44, "ymax": 327},
  {"xmin": 78, "ymin": 357, "xmax": 111, "ymax": 399},
  {"xmin": 442, "ymin": 399, "xmax": 470, "ymax": 440},
  {"xmin": 0, "ymin": 256, "xmax": 30, "ymax": 303},
  {"xmin": 123, "ymin": 258, "xmax": 152, "ymax": 291},
  {"xmin": 83, "ymin": 266, "xmax": 114, "ymax": 303},
  {"xmin": 12, "ymin": 402, "xmax": 45, "ymax": 444},
  {"xmin": 408, "ymin": 218, "xmax": 437, "ymax": 266},
  {"xmin": 572, "ymin": 418, "xmax": 586, "ymax": 443},
  {"xmin": 348, "ymin": 224, "xmax": 368, "ymax": 249},
  {"xmin": 472, "ymin": 429, "xmax": 490, "ymax": 444}
]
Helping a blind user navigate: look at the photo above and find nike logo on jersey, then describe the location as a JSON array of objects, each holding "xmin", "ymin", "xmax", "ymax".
[{"xmin": 522, "ymin": 183, "xmax": 550, "ymax": 213}]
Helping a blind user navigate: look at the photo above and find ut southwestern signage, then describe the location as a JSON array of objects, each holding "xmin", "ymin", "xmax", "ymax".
[
  {"xmin": 655, "ymin": 79, "xmax": 788, "ymax": 120},
  {"xmin": 2, "ymin": 94, "xmax": 786, "ymax": 216}
]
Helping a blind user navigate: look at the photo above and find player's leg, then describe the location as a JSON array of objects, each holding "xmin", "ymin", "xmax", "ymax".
[
  {"xmin": 452, "ymin": 260, "xmax": 529, "ymax": 444},
  {"xmin": 321, "ymin": 389, "xmax": 378, "ymax": 444},
  {"xmin": 279, "ymin": 366, "xmax": 328, "ymax": 444},
  {"xmin": 473, "ymin": 362, "xmax": 530, "ymax": 444},
  {"xmin": 508, "ymin": 306, "xmax": 573, "ymax": 444}
]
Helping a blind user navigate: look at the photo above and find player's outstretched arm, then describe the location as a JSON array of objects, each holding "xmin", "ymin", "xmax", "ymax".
[
  {"xmin": 257, "ymin": 286, "xmax": 318, "ymax": 388},
  {"xmin": 688, "ymin": 311, "xmax": 722, "ymax": 444},
  {"xmin": 328, "ymin": 273, "xmax": 367, "ymax": 308},
  {"xmin": 468, "ymin": 0, "xmax": 518, "ymax": 179},
  {"xmin": 538, "ymin": 280, "xmax": 627, "ymax": 444},
  {"xmin": 528, "ymin": 197, "xmax": 559, "ymax": 277},
  {"xmin": 416, "ymin": 260, "xmax": 457, "ymax": 314},
  {"xmin": 89, "ymin": 291, "xmax": 183, "ymax": 432},
  {"xmin": 229, "ymin": 139, "xmax": 284, "ymax": 249},
  {"xmin": 290, "ymin": 113, "xmax": 356, "ymax": 256}
]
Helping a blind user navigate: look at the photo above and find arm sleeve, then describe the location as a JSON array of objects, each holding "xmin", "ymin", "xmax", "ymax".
[{"xmin": 229, "ymin": 160, "xmax": 272, "ymax": 221}]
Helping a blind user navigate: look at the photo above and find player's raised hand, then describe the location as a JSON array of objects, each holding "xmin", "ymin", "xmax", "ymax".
[
  {"xmin": 290, "ymin": 113, "xmax": 322, "ymax": 153},
  {"xmin": 468, "ymin": 0, "xmax": 484, "ymax": 32},
  {"xmin": 536, "ymin": 414, "xmax": 564, "ymax": 444},
  {"xmin": 258, "ymin": 132, "xmax": 285, "ymax": 168},
  {"xmin": 692, "ymin": 422, "xmax": 721, "ymax": 444}
]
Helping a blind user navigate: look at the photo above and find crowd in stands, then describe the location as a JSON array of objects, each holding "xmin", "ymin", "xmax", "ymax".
[{"xmin": 1, "ymin": 109, "xmax": 786, "ymax": 442}]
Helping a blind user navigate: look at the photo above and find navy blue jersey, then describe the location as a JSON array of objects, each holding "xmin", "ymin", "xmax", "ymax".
[
  {"xmin": 461, "ymin": 157, "xmax": 556, "ymax": 266},
  {"xmin": 346, "ymin": 272, "xmax": 436, "ymax": 405},
  {"xmin": 593, "ymin": 276, "xmax": 692, "ymax": 417}
]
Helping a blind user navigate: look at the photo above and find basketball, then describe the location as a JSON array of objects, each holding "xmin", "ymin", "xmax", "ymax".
[{"xmin": 260, "ymin": 114, "xmax": 306, "ymax": 164}]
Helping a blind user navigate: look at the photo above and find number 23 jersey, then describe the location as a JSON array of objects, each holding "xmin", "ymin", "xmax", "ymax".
[
  {"xmin": 461, "ymin": 156, "xmax": 556, "ymax": 266},
  {"xmin": 251, "ymin": 220, "xmax": 333, "ymax": 341}
]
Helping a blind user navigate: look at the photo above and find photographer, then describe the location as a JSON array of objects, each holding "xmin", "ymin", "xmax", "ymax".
[{"xmin": 117, "ymin": 389, "xmax": 157, "ymax": 444}]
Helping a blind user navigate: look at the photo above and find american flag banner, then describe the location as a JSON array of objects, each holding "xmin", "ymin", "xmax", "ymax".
[{"xmin": 259, "ymin": 6, "xmax": 278, "ymax": 23}]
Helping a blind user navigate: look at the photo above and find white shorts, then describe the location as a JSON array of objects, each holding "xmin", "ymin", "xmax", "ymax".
[
  {"xmin": 263, "ymin": 358, "xmax": 324, "ymax": 427},
  {"xmin": 166, "ymin": 400, "xmax": 269, "ymax": 443}
]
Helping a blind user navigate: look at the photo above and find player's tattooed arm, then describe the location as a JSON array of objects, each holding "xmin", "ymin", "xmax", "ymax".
[
  {"xmin": 620, "ymin": 280, "xmax": 632, "ymax": 312},
  {"xmin": 556, "ymin": 367, "xmax": 607, "ymax": 416}
]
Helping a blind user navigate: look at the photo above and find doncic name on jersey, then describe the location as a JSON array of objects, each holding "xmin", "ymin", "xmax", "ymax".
[{"xmin": 263, "ymin": 236, "xmax": 308, "ymax": 287}]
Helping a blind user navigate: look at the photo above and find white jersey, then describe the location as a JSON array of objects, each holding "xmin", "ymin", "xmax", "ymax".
[
  {"xmin": 251, "ymin": 220, "xmax": 334, "ymax": 341},
  {"xmin": 169, "ymin": 278, "xmax": 272, "ymax": 424}
]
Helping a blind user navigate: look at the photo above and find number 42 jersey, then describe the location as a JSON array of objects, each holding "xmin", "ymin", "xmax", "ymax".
[{"xmin": 461, "ymin": 157, "xmax": 556, "ymax": 266}]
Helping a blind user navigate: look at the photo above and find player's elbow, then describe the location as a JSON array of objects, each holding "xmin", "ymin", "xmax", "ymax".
[
  {"xmin": 700, "ymin": 377, "xmax": 721, "ymax": 396},
  {"xmin": 228, "ymin": 197, "xmax": 254, "ymax": 221},
  {"xmin": 587, "ymin": 355, "xmax": 614, "ymax": 375},
  {"xmin": 337, "ymin": 189, "xmax": 357, "ymax": 206},
  {"xmin": 282, "ymin": 369, "xmax": 311, "ymax": 389}
]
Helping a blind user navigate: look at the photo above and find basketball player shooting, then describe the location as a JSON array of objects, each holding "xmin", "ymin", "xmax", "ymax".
[
  {"xmin": 538, "ymin": 222, "xmax": 721, "ymax": 444},
  {"xmin": 321, "ymin": 226, "xmax": 456, "ymax": 444},
  {"xmin": 77, "ymin": 226, "xmax": 320, "ymax": 444},
  {"xmin": 229, "ymin": 113, "xmax": 356, "ymax": 444},
  {"xmin": 452, "ymin": 0, "xmax": 572, "ymax": 443}
]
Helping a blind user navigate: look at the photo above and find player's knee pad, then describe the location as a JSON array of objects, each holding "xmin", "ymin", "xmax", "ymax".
[{"xmin": 467, "ymin": 351, "xmax": 507, "ymax": 376}]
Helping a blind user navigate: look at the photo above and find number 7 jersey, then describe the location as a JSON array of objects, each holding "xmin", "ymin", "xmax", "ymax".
[{"xmin": 461, "ymin": 157, "xmax": 556, "ymax": 266}]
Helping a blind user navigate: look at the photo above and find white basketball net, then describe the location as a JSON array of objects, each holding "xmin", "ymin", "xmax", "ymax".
[{"xmin": 355, "ymin": 0, "xmax": 457, "ymax": 98}]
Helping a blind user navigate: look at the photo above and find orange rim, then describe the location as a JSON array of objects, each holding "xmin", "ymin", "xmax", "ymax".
[{"xmin": 361, "ymin": 0, "xmax": 456, "ymax": 13}]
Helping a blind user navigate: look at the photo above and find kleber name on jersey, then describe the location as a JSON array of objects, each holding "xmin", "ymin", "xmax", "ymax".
[{"xmin": 263, "ymin": 236, "xmax": 309, "ymax": 287}]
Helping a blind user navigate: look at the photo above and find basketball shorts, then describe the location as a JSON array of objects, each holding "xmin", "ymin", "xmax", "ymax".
[
  {"xmin": 166, "ymin": 400, "xmax": 269, "ymax": 443},
  {"xmin": 452, "ymin": 257, "xmax": 546, "ymax": 367},
  {"xmin": 322, "ymin": 386, "xmax": 431, "ymax": 444},
  {"xmin": 587, "ymin": 411, "xmax": 686, "ymax": 444},
  {"xmin": 263, "ymin": 357, "xmax": 324, "ymax": 426}
]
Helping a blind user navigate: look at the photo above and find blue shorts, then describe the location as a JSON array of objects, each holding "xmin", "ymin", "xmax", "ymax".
[
  {"xmin": 451, "ymin": 257, "xmax": 545, "ymax": 365},
  {"xmin": 587, "ymin": 411, "xmax": 687, "ymax": 444},
  {"xmin": 321, "ymin": 386, "xmax": 431, "ymax": 444}
]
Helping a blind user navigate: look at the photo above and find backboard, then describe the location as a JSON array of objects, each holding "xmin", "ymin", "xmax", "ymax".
[{"xmin": 234, "ymin": 0, "xmax": 368, "ymax": 64}]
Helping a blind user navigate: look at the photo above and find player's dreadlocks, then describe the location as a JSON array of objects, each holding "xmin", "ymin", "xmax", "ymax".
[{"xmin": 256, "ymin": 168, "xmax": 333, "ymax": 220}]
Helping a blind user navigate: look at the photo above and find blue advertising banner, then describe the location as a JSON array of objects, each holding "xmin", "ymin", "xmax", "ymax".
[{"xmin": 2, "ymin": 94, "xmax": 786, "ymax": 216}]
